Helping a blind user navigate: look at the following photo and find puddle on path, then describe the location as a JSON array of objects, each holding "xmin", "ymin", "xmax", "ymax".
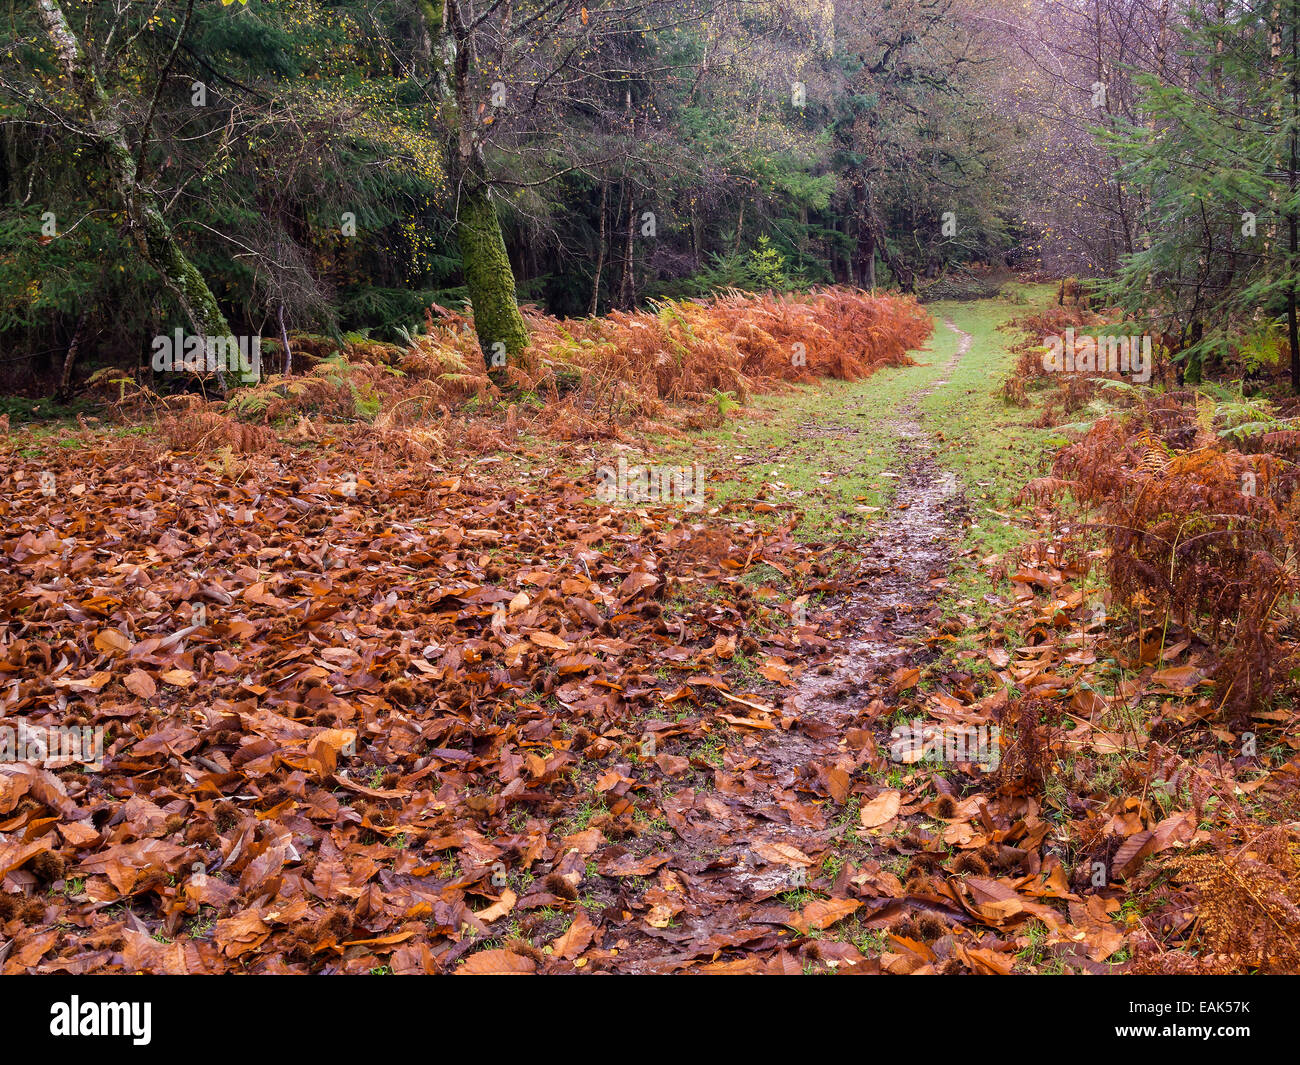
[{"xmin": 615, "ymin": 321, "xmax": 975, "ymax": 970}]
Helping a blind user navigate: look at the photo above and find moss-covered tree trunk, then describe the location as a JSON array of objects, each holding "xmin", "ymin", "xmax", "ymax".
[
  {"xmin": 444, "ymin": 0, "xmax": 529, "ymax": 380},
  {"xmin": 457, "ymin": 181, "xmax": 528, "ymax": 373},
  {"xmin": 35, "ymin": 0, "xmax": 237, "ymax": 392}
]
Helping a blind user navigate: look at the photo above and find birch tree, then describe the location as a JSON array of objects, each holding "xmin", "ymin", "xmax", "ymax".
[{"xmin": 34, "ymin": 0, "xmax": 238, "ymax": 389}]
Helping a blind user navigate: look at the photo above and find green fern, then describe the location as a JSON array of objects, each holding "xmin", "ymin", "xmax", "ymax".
[
  {"xmin": 228, "ymin": 389, "xmax": 273, "ymax": 417},
  {"xmin": 1092, "ymin": 377, "xmax": 1146, "ymax": 394},
  {"xmin": 355, "ymin": 388, "xmax": 382, "ymax": 419},
  {"xmin": 1219, "ymin": 415, "xmax": 1295, "ymax": 443},
  {"xmin": 710, "ymin": 388, "xmax": 739, "ymax": 417}
]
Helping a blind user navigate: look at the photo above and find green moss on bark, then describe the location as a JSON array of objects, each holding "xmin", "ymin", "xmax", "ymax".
[
  {"xmin": 37, "ymin": 0, "xmax": 242, "ymax": 388},
  {"xmin": 458, "ymin": 184, "xmax": 528, "ymax": 368}
]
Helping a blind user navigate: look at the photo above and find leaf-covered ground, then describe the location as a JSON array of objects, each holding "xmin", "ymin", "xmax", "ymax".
[{"xmin": 3, "ymin": 290, "xmax": 1298, "ymax": 974}]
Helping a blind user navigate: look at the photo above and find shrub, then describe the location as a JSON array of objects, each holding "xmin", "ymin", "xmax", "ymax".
[{"xmin": 1047, "ymin": 400, "xmax": 1298, "ymax": 725}]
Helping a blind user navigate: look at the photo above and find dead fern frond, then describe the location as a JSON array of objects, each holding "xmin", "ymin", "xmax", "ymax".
[{"xmin": 1167, "ymin": 829, "xmax": 1300, "ymax": 973}]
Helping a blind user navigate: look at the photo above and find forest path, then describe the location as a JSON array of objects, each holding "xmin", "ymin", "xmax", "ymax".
[
  {"xmin": 612, "ymin": 317, "xmax": 990, "ymax": 972},
  {"xmin": 790, "ymin": 318, "xmax": 971, "ymax": 740}
]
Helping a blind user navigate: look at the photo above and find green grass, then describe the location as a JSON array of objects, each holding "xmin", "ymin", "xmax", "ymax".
[
  {"xmin": 423, "ymin": 285, "xmax": 1058, "ymax": 685},
  {"xmin": 627, "ymin": 283, "xmax": 1057, "ymax": 557},
  {"xmin": 456, "ymin": 283, "xmax": 1058, "ymax": 589},
  {"xmin": 640, "ymin": 370, "xmax": 917, "ymax": 542},
  {"xmin": 916, "ymin": 287, "xmax": 1061, "ymax": 640},
  {"xmin": 921, "ymin": 287, "xmax": 1058, "ymax": 555},
  {"xmin": 622, "ymin": 284, "xmax": 1063, "ymax": 705},
  {"xmin": 0, "ymin": 394, "xmax": 100, "ymax": 424}
]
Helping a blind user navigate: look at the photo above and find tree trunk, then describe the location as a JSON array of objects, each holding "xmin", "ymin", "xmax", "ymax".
[
  {"xmin": 457, "ymin": 181, "xmax": 529, "ymax": 367},
  {"xmin": 35, "ymin": 0, "xmax": 235, "ymax": 393},
  {"xmin": 619, "ymin": 199, "xmax": 636, "ymax": 308},
  {"xmin": 446, "ymin": 0, "xmax": 528, "ymax": 372},
  {"xmin": 279, "ymin": 303, "xmax": 293, "ymax": 376},
  {"xmin": 855, "ymin": 172, "xmax": 911, "ymax": 293},
  {"xmin": 851, "ymin": 175, "xmax": 877, "ymax": 289},
  {"xmin": 2, "ymin": 121, "xmax": 18, "ymax": 205},
  {"xmin": 590, "ymin": 178, "xmax": 607, "ymax": 316},
  {"xmin": 1291, "ymin": 1, "xmax": 1300, "ymax": 393},
  {"xmin": 55, "ymin": 310, "xmax": 88, "ymax": 401},
  {"xmin": 2, "ymin": 0, "xmax": 20, "ymax": 204}
]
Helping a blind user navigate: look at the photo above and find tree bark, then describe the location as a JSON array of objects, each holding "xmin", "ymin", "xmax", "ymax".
[
  {"xmin": 457, "ymin": 181, "xmax": 529, "ymax": 367},
  {"xmin": 35, "ymin": 0, "xmax": 235, "ymax": 393},
  {"xmin": 855, "ymin": 172, "xmax": 910, "ymax": 293},
  {"xmin": 278, "ymin": 302, "xmax": 293, "ymax": 377},
  {"xmin": 619, "ymin": 199, "xmax": 636, "ymax": 308},
  {"xmin": 590, "ymin": 177, "xmax": 607, "ymax": 316},
  {"xmin": 1291, "ymin": 0, "xmax": 1300, "ymax": 392},
  {"xmin": 55, "ymin": 310, "xmax": 88, "ymax": 401},
  {"xmin": 446, "ymin": 0, "xmax": 529, "ymax": 371}
]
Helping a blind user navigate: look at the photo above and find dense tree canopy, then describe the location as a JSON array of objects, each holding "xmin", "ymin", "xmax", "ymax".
[
  {"xmin": 2, "ymin": 0, "xmax": 1298, "ymax": 391},
  {"xmin": 1, "ymin": 0, "xmax": 1029, "ymax": 382}
]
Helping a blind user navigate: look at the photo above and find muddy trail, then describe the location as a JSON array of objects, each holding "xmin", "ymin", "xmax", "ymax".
[{"xmin": 612, "ymin": 322, "xmax": 975, "ymax": 972}]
